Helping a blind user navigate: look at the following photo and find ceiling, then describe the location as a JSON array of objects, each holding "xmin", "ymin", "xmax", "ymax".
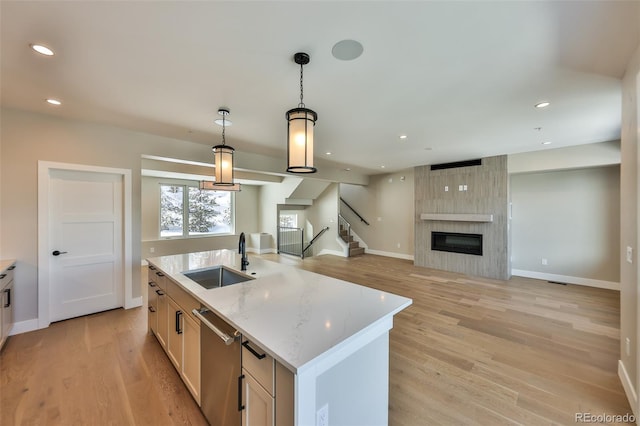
[{"xmin": 1, "ymin": 1, "xmax": 638, "ymax": 175}]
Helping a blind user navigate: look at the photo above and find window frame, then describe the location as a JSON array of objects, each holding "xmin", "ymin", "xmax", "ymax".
[{"xmin": 159, "ymin": 183, "xmax": 235, "ymax": 239}]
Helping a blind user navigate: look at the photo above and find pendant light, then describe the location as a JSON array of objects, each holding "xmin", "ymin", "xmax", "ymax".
[
  {"xmin": 286, "ymin": 52, "xmax": 317, "ymax": 173},
  {"xmin": 199, "ymin": 107, "xmax": 241, "ymax": 192}
]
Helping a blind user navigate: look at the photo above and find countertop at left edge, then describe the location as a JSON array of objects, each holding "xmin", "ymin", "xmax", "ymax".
[
  {"xmin": 146, "ymin": 249, "xmax": 412, "ymax": 375},
  {"xmin": 0, "ymin": 259, "xmax": 16, "ymax": 273}
]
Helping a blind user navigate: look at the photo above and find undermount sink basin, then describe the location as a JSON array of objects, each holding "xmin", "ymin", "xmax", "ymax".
[{"xmin": 183, "ymin": 266, "xmax": 254, "ymax": 289}]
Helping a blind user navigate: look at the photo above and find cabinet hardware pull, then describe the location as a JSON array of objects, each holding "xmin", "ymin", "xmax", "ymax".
[
  {"xmin": 52, "ymin": 250, "xmax": 68, "ymax": 256},
  {"xmin": 0, "ymin": 274, "xmax": 5, "ymax": 279},
  {"xmin": 237, "ymin": 374, "xmax": 245, "ymax": 411},
  {"xmin": 148, "ymin": 281, "xmax": 156, "ymax": 287},
  {"xmin": 176, "ymin": 310, "xmax": 183, "ymax": 334},
  {"xmin": 149, "ymin": 265, "xmax": 156, "ymax": 270},
  {"xmin": 191, "ymin": 308, "xmax": 239, "ymax": 345},
  {"xmin": 4, "ymin": 288, "xmax": 10, "ymax": 308},
  {"xmin": 7, "ymin": 266, "xmax": 15, "ymax": 271},
  {"xmin": 242, "ymin": 341, "xmax": 267, "ymax": 360},
  {"xmin": 148, "ymin": 306, "xmax": 156, "ymax": 313},
  {"xmin": 156, "ymin": 272, "xmax": 165, "ymax": 277},
  {"xmin": 155, "ymin": 289, "xmax": 165, "ymax": 296}
]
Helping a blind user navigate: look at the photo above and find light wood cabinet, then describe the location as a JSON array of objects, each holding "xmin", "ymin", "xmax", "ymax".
[
  {"xmin": 0, "ymin": 263, "xmax": 16, "ymax": 350},
  {"xmin": 147, "ymin": 266, "xmax": 158, "ymax": 334},
  {"xmin": 155, "ymin": 276, "xmax": 168, "ymax": 349},
  {"xmin": 241, "ymin": 339, "xmax": 293, "ymax": 426},
  {"xmin": 242, "ymin": 369, "xmax": 274, "ymax": 426},
  {"xmin": 147, "ymin": 263, "xmax": 201, "ymax": 405}
]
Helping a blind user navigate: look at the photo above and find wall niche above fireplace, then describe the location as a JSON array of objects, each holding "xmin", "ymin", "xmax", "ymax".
[{"xmin": 432, "ymin": 232, "xmax": 483, "ymax": 256}]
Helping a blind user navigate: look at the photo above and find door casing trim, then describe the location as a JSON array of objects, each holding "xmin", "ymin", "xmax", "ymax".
[{"xmin": 37, "ymin": 161, "xmax": 134, "ymax": 329}]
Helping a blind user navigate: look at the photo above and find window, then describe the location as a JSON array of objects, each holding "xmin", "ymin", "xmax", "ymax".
[
  {"xmin": 160, "ymin": 184, "xmax": 232, "ymax": 238},
  {"xmin": 279, "ymin": 214, "xmax": 298, "ymax": 228}
]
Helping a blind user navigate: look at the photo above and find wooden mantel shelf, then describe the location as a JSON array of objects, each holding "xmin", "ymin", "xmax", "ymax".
[{"xmin": 420, "ymin": 213, "xmax": 494, "ymax": 223}]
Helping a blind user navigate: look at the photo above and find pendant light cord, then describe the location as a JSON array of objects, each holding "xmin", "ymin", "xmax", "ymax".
[
  {"xmin": 299, "ymin": 62, "xmax": 305, "ymax": 108},
  {"xmin": 222, "ymin": 113, "xmax": 226, "ymax": 145}
]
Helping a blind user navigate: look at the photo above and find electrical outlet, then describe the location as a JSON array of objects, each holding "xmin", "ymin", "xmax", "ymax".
[
  {"xmin": 317, "ymin": 404, "xmax": 329, "ymax": 426},
  {"xmin": 397, "ymin": 243, "xmax": 401, "ymax": 248},
  {"xmin": 541, "ymin": 258, "xmax": 548, "ymax": 266},
  {"xmin": 149, "ymin": 247, "xmax": 155, "ymax": 254},
  {"xmin": 458, "ymin": 185, "xmax": 464, "ymax": 191},
  {"xmin": 626, "ymin": 338, "xmax": 631, "ymax": 356},
  {"xmin": 463, "ymin": 184, "xmax": 468, "ymax": 191},
  {"xmin": 444, "ymin": 186, "xmax": 449, "ymax": 192},
  {"xmin": 627, "ymin": 246, "xmax": 633, "ymax": 264}
]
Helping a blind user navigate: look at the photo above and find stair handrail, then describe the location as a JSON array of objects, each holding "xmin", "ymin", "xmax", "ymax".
[
  {"xmin": 302, "ymin": 226, "xmax": 330, "ymax": 258},
  {"xmin": 339, "ymin": 197, "xmax": 370, "ymax": 225}
]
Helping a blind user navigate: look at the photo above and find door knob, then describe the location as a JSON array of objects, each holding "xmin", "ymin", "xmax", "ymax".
[{"xmin": 52, "ymin": 250, "xmax": 68, "ymax": 256}]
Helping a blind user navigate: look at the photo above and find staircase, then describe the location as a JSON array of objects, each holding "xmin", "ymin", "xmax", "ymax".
[{"xmin": 338, "ymin": 216, "xmax": 365, "ymax": 257}]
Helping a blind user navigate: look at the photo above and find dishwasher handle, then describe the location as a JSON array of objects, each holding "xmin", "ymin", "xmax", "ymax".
[{"xmin": 192, "ymin": 308, "xmax": 239, "ymax": 346}]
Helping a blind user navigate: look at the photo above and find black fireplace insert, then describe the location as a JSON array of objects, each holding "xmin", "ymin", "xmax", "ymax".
[{"xmin": 431, "ymin": 232, "xmax": 483, "ymax": 256}]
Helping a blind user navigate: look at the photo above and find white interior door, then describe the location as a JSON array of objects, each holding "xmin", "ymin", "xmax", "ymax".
[{"xmin": 49, "ymin": 169, "xmax": 124, "ymax": 322}]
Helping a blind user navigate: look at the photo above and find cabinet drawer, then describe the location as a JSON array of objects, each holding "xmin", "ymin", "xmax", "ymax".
[
  {"xmin": 165, "ymin": 278, "xmax": 200, "ymax": 314},
  {"xmin": 242, "ymin": 340, "xmax": 274, "ymax": 395}
]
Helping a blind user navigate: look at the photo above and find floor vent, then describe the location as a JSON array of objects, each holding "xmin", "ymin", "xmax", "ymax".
[{"xmin": 431, "ymin": 159, "xmax": 482, "ymax": 171}]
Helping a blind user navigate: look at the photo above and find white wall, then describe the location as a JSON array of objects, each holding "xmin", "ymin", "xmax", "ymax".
[
  {"xmin": 511, "ymin": 166, "xmax": 620, "ymax": 286},
  {"xmin": 620, "ymin": 38, "xmax": 640, "ymax": 412},
  {"xmin": 340, "ymin": 169, "xmax": 415, "ymax": 259},
  {"xmin": 258, "ymin": 177, "xmax": 303, "ymax": 249},
  {"xmin": 306, "ymin": 183, "xmax": 344, "ymax": 256}
]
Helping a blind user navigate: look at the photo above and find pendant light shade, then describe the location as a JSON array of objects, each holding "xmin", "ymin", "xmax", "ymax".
[
  {"xmin": 203, "ymin": 107, "xmax": 240, "ymax": 190},
  {"xmin": 287, "ymin": 52, "xmax": 317, "ymax": 174},
  {"xmin": 286, "ymin": 107, "xmax": 317, "ymax": 173}
]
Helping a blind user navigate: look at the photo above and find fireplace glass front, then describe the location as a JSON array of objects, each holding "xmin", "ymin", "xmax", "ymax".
[{"xmin": 431, "ymin": 232, "xmax": 483, "ymax": 256}]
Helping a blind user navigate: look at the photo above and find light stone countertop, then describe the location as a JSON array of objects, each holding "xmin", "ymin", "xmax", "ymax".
[{"xmin": 147, "ymin": 250, "xmax": 412, "ymax": 374}]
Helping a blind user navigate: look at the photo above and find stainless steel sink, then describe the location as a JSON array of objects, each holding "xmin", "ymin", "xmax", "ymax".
[{"xmin": 183, "ymin": 266, "xmax": 254, "ymax": 289}]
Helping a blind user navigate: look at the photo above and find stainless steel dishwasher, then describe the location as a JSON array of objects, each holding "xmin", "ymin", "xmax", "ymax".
[{"xmin": 192, "ymin": 306, "xmax": 242, "ymax": 426}]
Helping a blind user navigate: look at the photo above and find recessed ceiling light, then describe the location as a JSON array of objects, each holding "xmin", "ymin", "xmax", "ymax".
[
  {"xmin": 344, "ymin": 168, "xmax": 351, "ymax": 172},
  {"xmin": 30, "ymin": 44, "xmax": 54, "ymax": 56},
  {"xmin": 399, "ymin": 135, "xmax": 408, "ymax": 140},
  {"xmin": 542, "ymin": 141, "xmax": 552, "ymax": 145},
  {"xmin": 46, "ymin": 99, "xmax": 61, "ymax": 105},
  {"xmin": 534, "ymin": 101, "xmax": 550, "ymax": 108},
  {"xmin": 326, "ymin": 152, "xmax": 332, "ymax": 155},
  {"xmin": 332, "ymin": 39, "xmax": 364, "ymax": 61},
  {"xmin": 381, "ymin": 165, "xmax": 385, "ymax": 169}
]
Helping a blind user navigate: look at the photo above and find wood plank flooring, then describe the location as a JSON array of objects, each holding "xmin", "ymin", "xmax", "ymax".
[{"xmin": 1, "ymin": 254, "xmax": 631, "ymax": 425}]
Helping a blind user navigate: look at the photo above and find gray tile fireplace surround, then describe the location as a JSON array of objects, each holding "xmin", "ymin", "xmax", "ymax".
[{"xmin": 414, "ymin": 155, "xmax": 510, "ymax": 280}]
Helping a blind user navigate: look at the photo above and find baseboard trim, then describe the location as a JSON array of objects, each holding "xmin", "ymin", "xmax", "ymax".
[
  {"xmin": 511, "ymin": 269, "xmax": 619, "ymax": 291},
  {"xmin": 618, "ymin": 360, "xmax": 638, "ymax": 417},
  {"xmin": 317, "ymin": 249, "xmax": 347, "ymax": 257},
  {"xmin": 365, "ymin": 249, "xmax": 414, "ymax": 261},
  {"xmin": 248, "ymin": 247, "xmax": 276, "ymax": 254},
  {"xmin": 126, "ymin": 296, "xmax": 143, "ymax": 309},
  {"xmin": 9, "ymin": 318, "xmax": 40, "ymax": 336}
]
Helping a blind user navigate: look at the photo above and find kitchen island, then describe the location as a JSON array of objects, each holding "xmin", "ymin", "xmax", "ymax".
[{"xmin": 147, "ymin": 250, "xmax": 412, "ymax": 426}]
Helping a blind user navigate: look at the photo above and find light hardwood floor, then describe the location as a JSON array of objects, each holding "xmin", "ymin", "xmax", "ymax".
[{"xmin": 1, "ymin": 254, "xmax": 631, "ymax": 425}]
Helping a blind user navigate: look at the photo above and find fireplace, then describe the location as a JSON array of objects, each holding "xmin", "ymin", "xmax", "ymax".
[{"xmin": 431, "ymin": 232, "xmax": 483, "ymax": 256}]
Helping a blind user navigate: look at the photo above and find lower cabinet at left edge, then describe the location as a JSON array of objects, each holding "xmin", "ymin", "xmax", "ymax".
[
  {"xmin": 148, "ymin": 265, "xmax": 201, "ymax": 406},
  {"xmin": 0, "ymin": 262, "xmax": 16, "ymax": 350}
]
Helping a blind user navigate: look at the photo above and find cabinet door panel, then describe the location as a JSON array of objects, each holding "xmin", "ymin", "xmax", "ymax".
[
  {"xmin": 242, "ymin": 370, "xmax": 274, "ymax": 426},
  {"xmin": 182, "ymin": 312, "xmax": 200, "ymax": 404},
  {"xmin": 156, "ymin": 288, "xmax": 168, "ymax": 348},
  {"xmin": 167, "ymin": 297, "xmax": 183, "ymax": 370}
]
